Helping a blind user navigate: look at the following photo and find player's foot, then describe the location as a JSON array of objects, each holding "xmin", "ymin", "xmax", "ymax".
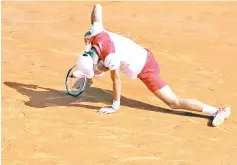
[{"xmin": 212, "ymin": 107, "xmax": 231, "ymax": 127}]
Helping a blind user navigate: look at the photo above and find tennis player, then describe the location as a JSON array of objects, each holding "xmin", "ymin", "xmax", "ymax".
[{"xmin": 77, "ymin": 4, "xmax": 231, "ymax": 127}]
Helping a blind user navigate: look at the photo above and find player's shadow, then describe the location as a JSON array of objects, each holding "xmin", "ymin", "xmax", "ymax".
[{"xmin": 4, "ymin": 81, "xmax": 212, "ymax": 123}]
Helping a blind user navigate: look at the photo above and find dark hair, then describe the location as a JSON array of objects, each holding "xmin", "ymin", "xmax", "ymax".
[{"xmin": 84, "ymin": 31, "xmax": 92, "ymax": 37}]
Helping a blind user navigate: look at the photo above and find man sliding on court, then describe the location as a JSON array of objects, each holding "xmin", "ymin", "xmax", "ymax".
[{"xmin": 76, "ymin": 4, "xmax": 231, "ymax": 127}]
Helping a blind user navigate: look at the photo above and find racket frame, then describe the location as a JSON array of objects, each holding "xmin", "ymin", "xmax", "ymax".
[{"xmin": 65, "ymin": 65, "xmax": 88, "ymax": 97}]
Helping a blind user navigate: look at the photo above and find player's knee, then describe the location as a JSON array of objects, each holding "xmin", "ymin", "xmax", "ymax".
[{"xmin": 167, "ymin": 99, "xmax": 180, "ymax": 109}]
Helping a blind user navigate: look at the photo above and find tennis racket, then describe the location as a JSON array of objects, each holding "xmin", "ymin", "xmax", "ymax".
[{"xmin": 65, "ymin": 65, "xmax": 88, "ymax": 97}]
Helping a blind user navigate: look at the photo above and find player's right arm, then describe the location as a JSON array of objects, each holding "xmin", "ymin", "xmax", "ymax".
[
  {"xmin": 84, "ymin": 4, "xmax": 103, "ymax": 47},
  {"xmin": 91, "ymin": 4, "xmax": 103, "ymax": 25}
]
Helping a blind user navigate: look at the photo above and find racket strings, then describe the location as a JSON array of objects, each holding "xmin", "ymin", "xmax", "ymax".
[{"xmin": 65, "ymin": 65, "xmax": 87, "ymax": 97}]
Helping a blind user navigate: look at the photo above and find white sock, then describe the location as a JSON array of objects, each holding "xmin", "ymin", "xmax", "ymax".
[{"xmin": 202, "ymin": 104, "xmax": 219, "ymax": 116}]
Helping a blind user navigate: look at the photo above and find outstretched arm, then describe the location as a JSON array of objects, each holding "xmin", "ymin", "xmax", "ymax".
[
  {"xmin": 84, "ymin": 4, "xmax": 103, "ymax": 46},
  {"xmin": 91, "ymin": 4, "xmax": 103, "ymax": 25}
]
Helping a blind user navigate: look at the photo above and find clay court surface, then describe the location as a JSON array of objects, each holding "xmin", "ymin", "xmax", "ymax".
[{"xmin": 2, "ymin": 1, "xmax": 237, "ymax": 165}]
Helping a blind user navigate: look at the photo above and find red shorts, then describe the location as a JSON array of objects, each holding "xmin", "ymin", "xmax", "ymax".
[{"xmin": 137, "ymin": 50, "xmax": 166, "ymax": 92}]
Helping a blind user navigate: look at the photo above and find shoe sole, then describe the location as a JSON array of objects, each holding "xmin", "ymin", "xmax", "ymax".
[{"xmin": 212, "ymin": 107, "xmax": 231, "ymax": 127}]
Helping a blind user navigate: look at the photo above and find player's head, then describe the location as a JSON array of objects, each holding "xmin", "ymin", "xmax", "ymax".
[{"xmin": 84, "ymin": 31, "xmax": 92, "ymax": 44}]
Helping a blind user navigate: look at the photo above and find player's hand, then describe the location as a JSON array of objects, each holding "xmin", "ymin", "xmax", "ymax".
[
  {"xmin": 94, "ymin": 69, "xmax": 104, "ymax": 77},
  {"xmin": 98, "ymin": 106, "xmax": 117, "ymax": 114},
  {"xmin": 93, "ymin": 65, "xmax": 104, "ymax": 76},
  {"xmin": 87, "ymin": 78, "xmax": 94, "ymax": 87}
]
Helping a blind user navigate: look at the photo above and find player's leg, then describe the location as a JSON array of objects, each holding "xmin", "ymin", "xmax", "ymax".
[
  {"xmin": 153, "ymin": 85, "xmax": 231, "ymax": 127},
  {"xmin": 138, "ymin": 50, "xmax": 231, "ymax": 126},
  {"xmin": 154, "ymin": 85, "xmax": 216, "ymax": 113}
]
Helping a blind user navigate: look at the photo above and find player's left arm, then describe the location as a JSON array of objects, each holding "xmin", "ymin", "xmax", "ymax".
[
  {"xmin": 103, "ymin": 53, "xmax": 121, "ymax": 103},
  {"xmin": 98, "ymin": 53, "xmax": 121, "ymax": 114},
  {"xmin": 98, "ymin": 69, "xmax": 121, "ymax": 114},
  {"xmin": 110, "ymin": 69, "xmax": 121, "ymax": 103}
]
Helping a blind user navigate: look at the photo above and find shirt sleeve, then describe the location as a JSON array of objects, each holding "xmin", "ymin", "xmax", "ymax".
[
  {"xmin": 104, "ymin": 53, "xmax": 120, "ymax": 70},
  {"xmin": 90, "ymin": 22, "xmax": 104, "ymax": 36}
]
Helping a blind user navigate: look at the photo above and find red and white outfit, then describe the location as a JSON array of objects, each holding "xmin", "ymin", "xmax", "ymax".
[{"xmin": 90, "ymin": 23, "xmax": 166, "ymax": 92}]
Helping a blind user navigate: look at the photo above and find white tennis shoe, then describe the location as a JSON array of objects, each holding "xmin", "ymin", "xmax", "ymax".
[{"xmin": 212, "ymin": 107, "xmax": 231, "ymax": 127}]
